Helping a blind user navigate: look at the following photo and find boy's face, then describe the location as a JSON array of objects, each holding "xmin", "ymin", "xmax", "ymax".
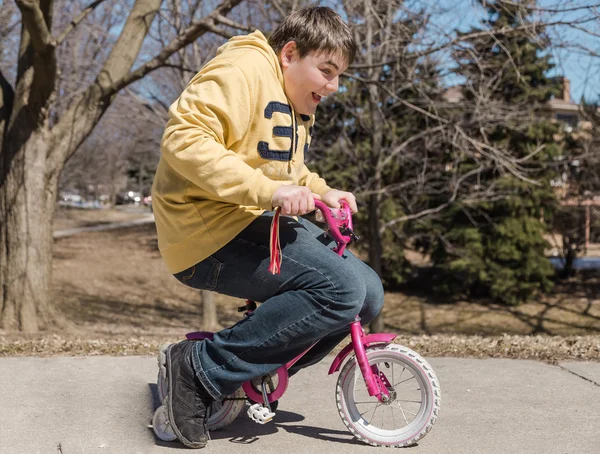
[{"xmin": 280, "ymin": 42, "xmax": 348, "ymax": 116}]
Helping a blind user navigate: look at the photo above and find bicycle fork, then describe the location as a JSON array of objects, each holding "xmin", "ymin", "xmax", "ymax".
[{"xmin": 350, "ymin": 317, "xmax": 392, "ymax": 403}]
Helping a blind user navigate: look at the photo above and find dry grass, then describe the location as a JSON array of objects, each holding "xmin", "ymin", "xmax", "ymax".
[
  {"xmin": 1, "ymin": 333, "xmax": 597, "ymax": 363},
  {"xmin": 1, "ymin": 207, "xmax": 599, "ymax": 361},
  {"xmin": 382, "ymin": 289, "xmax": 600, "ymax": 337},
  {"xmin": 53, "ymin": 206, "xmax": 149, "ymax": 231}
]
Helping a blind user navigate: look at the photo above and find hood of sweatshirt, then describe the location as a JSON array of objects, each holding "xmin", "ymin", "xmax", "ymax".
[{"xmin": 216, "ymin": 30, "xmax": 284, "ymax": 86}]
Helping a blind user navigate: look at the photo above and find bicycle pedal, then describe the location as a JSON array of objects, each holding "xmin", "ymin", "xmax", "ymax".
[{"xmin": 247, "ymin": 403, "xmax": 275, "ymax": 424}]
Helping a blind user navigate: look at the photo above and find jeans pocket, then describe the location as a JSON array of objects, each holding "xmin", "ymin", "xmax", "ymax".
[{"xmin": 174, "ymin": 256, "xmax": 223, "ymax": 291}]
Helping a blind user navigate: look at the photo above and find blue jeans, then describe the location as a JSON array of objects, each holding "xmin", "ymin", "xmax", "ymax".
[{"xmin": 173, "ymin": 212, "xmax": 384, "ymax": 400}]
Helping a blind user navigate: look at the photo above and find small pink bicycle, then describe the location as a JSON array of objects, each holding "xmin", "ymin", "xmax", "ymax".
[{"xmin": 152, "ymin": 200, "xmax": 440, "ymax": 447}]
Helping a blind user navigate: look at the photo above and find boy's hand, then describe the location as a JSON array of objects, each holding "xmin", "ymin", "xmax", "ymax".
[
  {"xmin": 272, "ymin": 185, "xmax": 321, "ymax": 215},
  {"xmin": 322, "ymin": 190, "xmax": 358, "ymax": 213}
]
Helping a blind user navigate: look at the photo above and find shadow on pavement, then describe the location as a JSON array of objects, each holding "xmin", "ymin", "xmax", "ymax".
[
  {"xmin": 211, "ymin": 408, "xmax": 303, "ymax": 443},
  {"xmin": 146, "ymin": 383, "xmax": 421, "ymax": 448},
  {"xmin": 276, "ymin": 424, "xmax": 365, "ymax": 446}
]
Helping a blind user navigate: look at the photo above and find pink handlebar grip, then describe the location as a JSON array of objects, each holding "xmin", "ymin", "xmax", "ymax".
[{"xmin": 314, "ymin": 199, "xmax": 352, "ymax": 254}]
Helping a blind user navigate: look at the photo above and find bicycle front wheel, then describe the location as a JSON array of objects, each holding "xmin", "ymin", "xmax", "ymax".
[{"xmin": 336, "ymin": 344, "xmax": 440, "ymax": 447}]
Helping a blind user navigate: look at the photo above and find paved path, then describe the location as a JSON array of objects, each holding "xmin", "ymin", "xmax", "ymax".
[
  {"xmin": 42, "ymin": 216, "xmax": 600, "ymax": 452},
  {"xmin": 53, "ymin": 214, "xmax": 155, "ymax": 239},
  {"xmin": 0, "ymin": 355, "xmax": 598, "ymax": 454}
]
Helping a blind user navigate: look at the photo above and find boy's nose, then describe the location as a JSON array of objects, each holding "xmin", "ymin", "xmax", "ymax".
[{"xmin": 325, "ymin": 76, "xmax": 339, "ymax": 94}]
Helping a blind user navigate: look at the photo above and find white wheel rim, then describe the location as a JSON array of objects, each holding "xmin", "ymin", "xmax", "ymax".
[{"xmin": 340, "ymin": 350, "xmax": 435, "ymax": 445}]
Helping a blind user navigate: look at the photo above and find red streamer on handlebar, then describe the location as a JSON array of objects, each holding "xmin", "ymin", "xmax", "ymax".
[
  {"xmin": 268, "ymin": 201, "xmax": 353, "ymax": 273},
  {"xmin": 268, "ymin": 207, "xmax": 282, "ymax": 275}
]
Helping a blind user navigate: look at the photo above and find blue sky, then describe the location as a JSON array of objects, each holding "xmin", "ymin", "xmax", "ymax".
[
  {"xmin": 425, "ymin": 0, "xmax": 599, "ymax": 102},
  {"xmin": 540, "ymin": 1, "xmax": 600, "ymax": 102}
]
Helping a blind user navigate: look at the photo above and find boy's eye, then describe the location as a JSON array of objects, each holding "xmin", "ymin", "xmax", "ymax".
[{"xmin": 321, "ymin": 68, "xmax": 331, "ymax": 75}]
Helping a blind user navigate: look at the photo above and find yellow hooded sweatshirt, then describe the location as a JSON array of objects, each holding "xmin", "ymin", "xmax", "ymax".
[{"xmin": 152, "ymin": 31, "xmax": 332, "ymax": 274}]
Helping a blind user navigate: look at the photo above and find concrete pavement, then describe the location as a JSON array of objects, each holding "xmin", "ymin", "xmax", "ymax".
[{"xmin": 0, "ymin": 355, "xmax": 598, "ymax": 454}]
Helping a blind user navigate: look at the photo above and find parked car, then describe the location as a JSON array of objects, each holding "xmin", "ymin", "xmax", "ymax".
[
  {"xmin": 60, "ymin": 191, "xmax": 83, "ymax": 204},
  {"xmin": 116, "ymin": 191, "xmax": 142, "ymax": 205}
]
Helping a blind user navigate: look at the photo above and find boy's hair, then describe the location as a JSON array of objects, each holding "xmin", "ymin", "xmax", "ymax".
[{"xmin": 269, "ymin": 6, "xmax": 357, "ymax": 66}]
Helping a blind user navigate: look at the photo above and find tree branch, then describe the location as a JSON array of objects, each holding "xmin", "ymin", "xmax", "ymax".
[
  {"xmin": 453, "ymin": 126, "xmax": 541, "ymax": 186},
  {"xmin": 204, "ymin": 23, "xmax": 236, "ymax": 39},
  {"xmin": 96, "ymin": 0, "xmax": 163, "ymax": 92},
  {"xmin": 124, "ymin": 87, "xmax": 167, "ymax": 128},
  {"xmin": 47, "ymin": 0, "xmax": 163, "ymax": 171},
  {"xmin": 55, "ymin": 0, "xmax": 108, "ymax": 46},
  {"xmin": 378, "ymin": 126, "xmax": 446, "ymax": 171},
  {"xmin": 8, "ymin": 0, "xmax": 57, "ymax": 133},
  {"xmin": 352, "ymin": 74, "xmax": 450, "ymax": 124},
  {"xmin": 213, "ymin": 13, "xmax": 253, "ymax": 32},
  {"xmin": 499, "ymin": 1, "xmax": 600, "ymax": 14},
  {"xmin": 565, "ymin": 22, "xmax": 600, "ymax": 40},
  {"xmin": 15, "ymin": 0, "xmax": 55, "ymax": 52},
  {"xmin": 103, "ymin": 0, "xmax": 244, "ymax": 98},
  {"xmin": 47, "ymin": 0, "xmax": 244, "ymax": 173},
  {"xmin": 348, "ymin": 18, "xmax": 595, "ymax": 70},
  {"xmin": 158, "ymin": 62, "xmax": 198, "ymax": 72},
  {"xmin": 379, "ymin": 166, "xmax": 485, "ymax": 233}
]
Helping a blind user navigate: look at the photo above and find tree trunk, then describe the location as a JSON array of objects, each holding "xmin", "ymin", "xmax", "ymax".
[
  {"xmin": 561, "ymin": 234, "xmax": 577, "ymax": 279},
  {"xmin": 367, "ymin": 191, "xmax": 385, "ymax": 333},
  {"xmin": 0, "ymin": 0, "xmax": 243, "ymax": 332},
  {"xmin": 362, "ymin": 0, "xmax": 386, "ymax": 334},
  {"xmin": 367, "ymin": 158, "xmax": 385, "ymax": 333},
  {"xmin": 0, "ymin": 132, "xmax": 63, "ymax": 331},
  {"xmin": 201, "ymin": 290, "xmax": 219, "ymax": 331},
  {"xmin": 367, "ymin": 71, "xmax": 385, "ymax": 332},
  {"xmin": 110, "ymin": 184, "xmax": 118, "ymax": 208}
]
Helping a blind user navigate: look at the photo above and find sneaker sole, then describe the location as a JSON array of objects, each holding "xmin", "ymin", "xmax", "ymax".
[
  {"xmin": 157, "ymin": 343, "xmax": 170, "ymax": 381},
  {"xmin": 166, "ymin": 343, "xmax": 208, "ymax": 449}
]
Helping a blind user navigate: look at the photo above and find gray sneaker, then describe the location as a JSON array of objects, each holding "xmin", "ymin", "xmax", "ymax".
[{"xmin": 165, "ymin": 340, "xmax": 213, "ymax": 448}]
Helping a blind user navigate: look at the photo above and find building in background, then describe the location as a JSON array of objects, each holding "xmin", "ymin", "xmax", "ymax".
[{"xmin": 548, "ymin": 77, "xmax": 581, "ymax": 132}]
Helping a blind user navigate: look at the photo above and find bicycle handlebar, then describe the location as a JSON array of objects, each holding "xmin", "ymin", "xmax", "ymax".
[
  {"xmin": 269, "ymin": 198, "xmax": 357, "ymax": 274},
  {"xmin": 313, "ymin": 199, "xmax": 354, "ymax": 256}
]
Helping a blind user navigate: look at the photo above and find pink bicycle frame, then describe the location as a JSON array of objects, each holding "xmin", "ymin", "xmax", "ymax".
[
  {"xmin": 314, "ymin": 200, "xmax": 396, "ymax": 401},
  {"xmin": 187, "ymin": 199, "xmax": 396, "ymax": 403}
]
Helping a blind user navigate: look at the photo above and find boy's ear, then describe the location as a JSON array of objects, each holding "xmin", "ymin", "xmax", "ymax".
[{"xmin": 280, "ymin": 41, "xmax": 298, "ymax": 68}]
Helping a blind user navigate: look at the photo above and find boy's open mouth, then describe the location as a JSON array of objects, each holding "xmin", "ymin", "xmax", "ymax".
[{"xmin": 312, "ymin": 92, "xmax": 324, "ymax": 103}]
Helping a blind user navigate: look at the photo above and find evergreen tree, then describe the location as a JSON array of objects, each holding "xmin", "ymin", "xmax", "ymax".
[{"xmin": 430, "ymin": 0, "xmax": 561, "ymax": 304}]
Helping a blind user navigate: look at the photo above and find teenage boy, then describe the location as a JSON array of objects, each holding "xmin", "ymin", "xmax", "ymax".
[{"xmin": 152, "ymin": 6, "xmax": 383, "ymax": 448}]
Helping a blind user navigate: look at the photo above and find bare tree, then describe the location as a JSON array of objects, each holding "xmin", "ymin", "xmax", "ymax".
[
  {"xmin": 59, "ymin": 96, "xmax": 154, "ymax": 206},
  {"xmin": 311, "ymin": 0, "xmax": 452, "ymax": 331},
  {"xmin": 112, "ymin": 0, "xmax": 267, "ymax": 329},
  {"xmin": 0, "ymin": 0, "xmax": 247, "ymax": 332},
  {"xmin": 2, "ymin": 0, "xmax": 598, "ymax": 332},
  {"xmin": 307, "ymin": 0, "xmax": 600, "ymax": 327}
]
